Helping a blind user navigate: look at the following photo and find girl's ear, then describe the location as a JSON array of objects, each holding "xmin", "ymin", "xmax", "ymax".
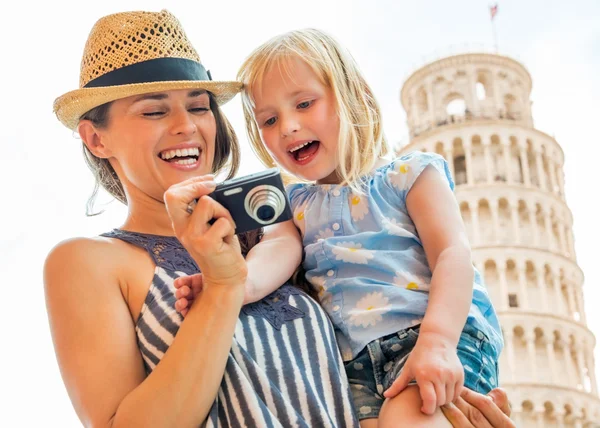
[{"xmin": 77, "ymin": 120, "xmax": 113, "ymax": 159}]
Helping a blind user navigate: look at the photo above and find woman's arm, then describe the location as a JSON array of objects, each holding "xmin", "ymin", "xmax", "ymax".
[
  {"xmin": 244, "ymin": 219, "xmax": 303, "ymax": 303},
  {"xmin": 45, "ymin": 237, "xmax": 245, "ymax": 428}
]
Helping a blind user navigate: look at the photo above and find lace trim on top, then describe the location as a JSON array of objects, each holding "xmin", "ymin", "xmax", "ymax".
[
  {"xmin": 100, "ymin": 229, "xmax": 304, "ymax": 329},
  {"xmin": 100, "ymin": 229, "xmax": 199, "ymax": 275}
]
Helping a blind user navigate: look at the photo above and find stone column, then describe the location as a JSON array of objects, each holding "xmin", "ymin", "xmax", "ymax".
[
  {"xmin": 575, "ymin": 344, "xmax": 587, "ymax": 389},
  {"xmin": 544, "ymin": 209, "xmax": 554, "ymax": 250},
  {"xmin": 525, "ymin": 331, "xmax": 538, "ymax": 382},
  {"xmin": 469, "ymin": 201, "xmax": 481, "ymax": 246},
  {"xmin": 502, "ymin": 140, "xmax": 512, "ymax": 183},
  {"xmin": 552, "ymin": 273, "xmax": 563, "ymax": 315},
  {"xmin": 557, "ymin": 217, "xmax": 567, "ymax": 255},
  {"xmin": 510, "ymin": 199, "xmax": 520, "ymax": 244},
  {"xmin": 548, "ymin": 155, "xmax": 559, "ymax": 195},
  {"xmin": 498, "ymin": 260, "xmax": 509, "ymax": 310},
  {"xmin": 504, "ymin": 328, "xmax": 516, "ymax": 382},
  {"xmin": 585, "ymin": 347, "xmax": 598, "ymax": 395},
  {"xmin": 531, "ymin": 206, "xmax": 541, "ymax": 247},
  {"xmin": 557, "ymin": 165, "xmax": 566, "ymax": 199},
  {"xmin": 464, "ymin": 140, "xmax": 474, "ymax": 186},
  {"xmin": 576, "ymin": 287, "xmax": 587, "ymax": 324},
  {"xmin": 536, "ymin": 266, "xmax": 549, "ymax": 312},
  {"xmin": 546, "ymin": 336, "xmax": 558, "ymax": 383},
  {"xmin": 483, "ymin": 139, "xmax": 494, "ymax": 184},
  {"xmin": 535, "ymin": 148, "xmax": 547, "ymax": 191},
  {"xmin": 445, "ymin": 146, "xmax": 455, "ymax": 179},
  {"xmin": 490, "ymin": 198, "xmax": 500, "ymax": 244},
  {"xmin": 566, "ymin": 282, "xmax": 577, "ymax": 321},
  {"xmin": 517, "ymin": 261, "xmax": 529, "ymax": 309},
  {"xmin": 519, "ymin": 144, "xmax": 531, "ymax": 186}
]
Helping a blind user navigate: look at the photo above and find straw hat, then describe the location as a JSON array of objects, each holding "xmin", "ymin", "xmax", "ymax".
[{"xmin": 54, "ymin": 10, "xmax": 242, "ymax": 130}]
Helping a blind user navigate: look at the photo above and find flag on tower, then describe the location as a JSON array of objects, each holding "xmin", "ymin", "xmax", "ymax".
[{"xmin": 490, "ymin": 3, "xmax": 498, "ymax": 20}]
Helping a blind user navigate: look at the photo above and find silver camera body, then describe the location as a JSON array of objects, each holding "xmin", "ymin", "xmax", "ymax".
[{"xmin": 209, "ymin": 168, "xmax": 293, "ymax": 234}]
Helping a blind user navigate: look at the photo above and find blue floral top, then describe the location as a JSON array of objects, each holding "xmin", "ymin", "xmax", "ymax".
[{"xmin": 287, "ymin": 151, "xmax": 503, "ymax": 361}]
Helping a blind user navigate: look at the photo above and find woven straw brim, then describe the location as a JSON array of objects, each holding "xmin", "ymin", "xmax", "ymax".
[{"xmin": 54, "ymin": 80, "xmax": 243, "ymax": 131}]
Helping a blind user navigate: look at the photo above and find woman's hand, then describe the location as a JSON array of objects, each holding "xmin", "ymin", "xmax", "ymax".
[
  {"xmin": 441, "ymin": 388, "xmax": 514, "ymax": 427},
  {"xmin": 164, "ymin": 175, "xmax": 248, "ymax": 292}
]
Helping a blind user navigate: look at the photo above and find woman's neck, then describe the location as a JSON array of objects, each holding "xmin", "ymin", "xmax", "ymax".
[{"xmin": 121, "ymin": 196, "xmax": 176, "ymax": 236}]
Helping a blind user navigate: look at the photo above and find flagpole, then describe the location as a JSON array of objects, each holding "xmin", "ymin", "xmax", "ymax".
[
  {"xmin": 490, "ymin": 3, "xmax": 499, "ymax": 52},
  {"xmin": 492, "ymin": 18, "xmax": 498, "ymax": 52}
]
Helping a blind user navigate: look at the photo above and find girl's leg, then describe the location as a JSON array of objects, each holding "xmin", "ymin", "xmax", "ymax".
[
  {"xmin": 378, "ymin": 385, "xmax": 452, "ymax": 428},
  {"xmin": 359, "ymin": 419, "xmax": 378, "ymax": 428}
]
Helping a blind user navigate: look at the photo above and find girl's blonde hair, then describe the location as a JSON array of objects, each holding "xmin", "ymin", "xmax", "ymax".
[{"xmin": 237, "ymin": 28, "xmax": 389, "ymax": 192}]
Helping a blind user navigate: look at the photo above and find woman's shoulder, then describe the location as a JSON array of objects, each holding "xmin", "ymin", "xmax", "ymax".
[{"xmin": 44, "ymin": 236, "xmax": 134, "ymax": 293}]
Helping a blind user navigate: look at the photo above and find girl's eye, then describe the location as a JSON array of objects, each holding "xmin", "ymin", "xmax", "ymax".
[
  {"xmin": 190, "ymin": 107, "xmax": 209, "ymax": 113},
  {"xmin": 264, "ymin": 117, "xmax": 277, "ymax": 126},
  {"xmin": 143, "ymin": 111, "xmax": 165, "ymax": 117},
  {"xmin": 298, "ymin": 100, "xmax": 312, "ymax": 109}
]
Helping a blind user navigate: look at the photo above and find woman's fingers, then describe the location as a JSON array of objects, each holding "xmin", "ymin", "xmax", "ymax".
[
  {"xmin": 460, "ymin": 388, "xmax": 514, "ymax": 427},
  {"xmin": 164, "ymin": 180, "xmax": 216, "ymax": 233},
  {"xmin": 487, "ymin": 388, "xmax": 511, "ymax": 417},
  {"xmin": 192, "ymin": 196, "xmax": 236, "ymax": 234},
  {"xmin": 441, "ymin": 402, "xmax": 475, "ymax": 428}
]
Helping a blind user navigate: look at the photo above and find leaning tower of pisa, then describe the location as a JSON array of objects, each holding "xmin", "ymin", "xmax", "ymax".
[{"xmin": 397, "ymin": 52, "xmax": 600, "ymax": 427}]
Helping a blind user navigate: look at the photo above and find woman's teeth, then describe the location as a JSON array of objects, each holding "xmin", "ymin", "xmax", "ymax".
[
  {"xmin": 160, "ymin": 147, "xmax": 200, "ymax": 160},
  {"xmin": 173, "ymin": 158, "xmax": 197, "ymax": 165}
]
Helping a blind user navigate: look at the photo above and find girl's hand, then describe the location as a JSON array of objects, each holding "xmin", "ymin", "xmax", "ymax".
[
  {"xmin": 164, "ymin": 176, "xmax": 248, "ymax": 293},
  {"xmin": 384, "ymin": 332, "xmax": 465, "ymax": 415},
  {"xmin": 175, "ymin": 274, "xmax": 258, "ymax": 316},
  {"xmin": 174, "ymin": 274, "xmax": 204, "ymax": 317}
]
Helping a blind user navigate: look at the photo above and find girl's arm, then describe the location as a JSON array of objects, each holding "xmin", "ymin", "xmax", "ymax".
[
  {"xmin": 45, "ymin": 237, "xmax": 245, "ymax": 428},
  {"xmin": 244, "ymin": 219, "xmax": 303, "ymax": 303},
  {"xmin": 406, "ymin": 165, "xmax": 473, "ymax": 346}
]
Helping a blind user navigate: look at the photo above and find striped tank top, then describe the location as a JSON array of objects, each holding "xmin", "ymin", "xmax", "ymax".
[{"xmin": 101, "ymin": 229, "xmax": 358, "ymax": 428}]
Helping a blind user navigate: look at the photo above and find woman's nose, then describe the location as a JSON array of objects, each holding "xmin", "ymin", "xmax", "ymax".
[{"xmin": 170, "ymin": 109, "xmax": 197, "ymax": 136}]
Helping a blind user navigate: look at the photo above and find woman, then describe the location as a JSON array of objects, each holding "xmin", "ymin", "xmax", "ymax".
[{"xmin": 45, "ymin": 9, "xmax": 514, "ymax": 427}]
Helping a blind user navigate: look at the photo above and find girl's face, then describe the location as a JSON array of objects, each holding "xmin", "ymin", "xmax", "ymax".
[
  {"xmin": 93, "ymin": 89, "xmax": 216, "ymax": 203},
  {"xmin": 252, "ymin": 57, "xmax": 341, "ymax": 184}
]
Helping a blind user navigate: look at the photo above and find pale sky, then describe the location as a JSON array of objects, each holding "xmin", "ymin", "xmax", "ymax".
[{"xmin": 1, "ymin": 0, "xmax": 599, "ymax": 425}]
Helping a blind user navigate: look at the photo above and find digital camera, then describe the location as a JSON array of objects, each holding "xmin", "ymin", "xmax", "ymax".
[{"xmin": 208, "ymin": 168, "xmax": 293, "ymax": 234}]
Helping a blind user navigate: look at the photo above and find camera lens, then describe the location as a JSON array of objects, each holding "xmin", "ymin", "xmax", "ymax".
[
  {"xmin": 256, "ymin": 205, "xmax": 276, "ymax": 221},
  {"xmin": 244, "ymin": 185, "xmax": 286, "ymax": 225}
]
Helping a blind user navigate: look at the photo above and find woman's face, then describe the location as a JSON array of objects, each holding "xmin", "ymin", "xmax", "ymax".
[{"xmin": 96, "ymin": 89, "xmax": 217, "ymax": 202}]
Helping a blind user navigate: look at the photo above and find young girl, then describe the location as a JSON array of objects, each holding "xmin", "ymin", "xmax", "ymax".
[{"xmin": 177, "ymin": 29, "xmax": 503, "ymax": 427}]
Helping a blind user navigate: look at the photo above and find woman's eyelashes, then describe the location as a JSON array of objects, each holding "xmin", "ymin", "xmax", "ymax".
[{"xmin": 142, "ymin": 106, "xmax": 209, "ymax": 117}]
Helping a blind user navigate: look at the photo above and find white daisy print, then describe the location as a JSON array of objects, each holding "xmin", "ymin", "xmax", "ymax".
[
  {"xmin": 309, "ymin": 275, "xmax": 327, "ymax": 288},
  {"xmin": 388, "ymin": 161, "xmax": 411, "ymax": 189},
  {"xmin": 293, "ymin": 199, "xmax": 308, "ymax": 237},
  {"xmin": 348, "ymin": 292, "xmax": 391, "ymax": 328},
  {"xmin": 393, "ymin": 270, "xmax": 430, "ymax": 291},
  {"xmin": 315, "ymin": 228, "xmax": 334, "ymax": 242},
  {"xmin": 350, "ymin": 193, "xmax": 369, "ymax": 221},
  {"xmin": 320, "ymin": 290, "xmax": 334, "ymax": 312},
  {"xmin": 382, "ymin": 217, "xmax": 413, "ymax": 238},
  {"xmin": 332, "ymin": 242, "xmax": 374, "ymax": 265}
]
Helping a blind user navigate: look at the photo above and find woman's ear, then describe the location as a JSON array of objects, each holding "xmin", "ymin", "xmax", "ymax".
[{"xmin": 77, "ymin": 120, "xmax": 113, "ymax": 159}]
